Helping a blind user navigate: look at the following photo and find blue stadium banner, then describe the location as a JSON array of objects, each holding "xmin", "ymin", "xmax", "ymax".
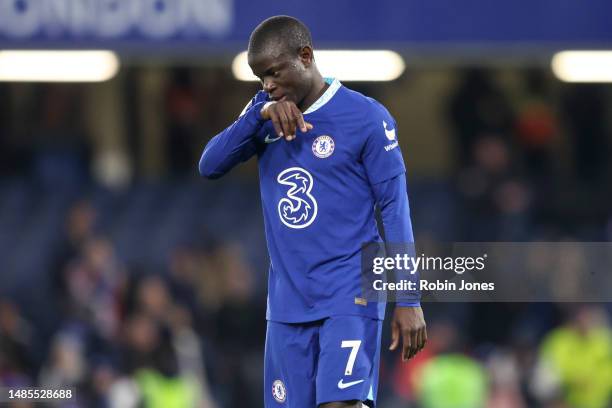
[{"xmin": 0, "ymin": 0, "xmax": 611, "ymax": 50}]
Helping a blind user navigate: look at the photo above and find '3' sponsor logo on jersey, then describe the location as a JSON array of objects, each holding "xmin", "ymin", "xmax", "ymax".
[{"xmin": 277, "ymin": 167, "xmax": 318, "ymax": 229}]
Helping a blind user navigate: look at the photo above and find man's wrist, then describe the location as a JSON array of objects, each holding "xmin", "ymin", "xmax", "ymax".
[{"xmin": 397, "ymin": 302, "xmax": 420, "ymax": 307}]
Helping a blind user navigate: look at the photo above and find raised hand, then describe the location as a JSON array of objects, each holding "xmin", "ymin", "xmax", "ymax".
[{"xmin": 261, "ymin": 101, "xmax": 313, "ymax": 141}]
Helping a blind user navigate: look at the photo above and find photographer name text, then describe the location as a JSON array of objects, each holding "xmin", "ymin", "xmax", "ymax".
[{"xmin": 372, "ymin": 279, "xmax": 495, "ymax": 291}]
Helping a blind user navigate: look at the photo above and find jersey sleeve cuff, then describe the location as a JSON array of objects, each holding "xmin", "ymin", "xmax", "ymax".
[{"xmin": 397, "ymin": 302, "xmax": 421, "ymax": 307}]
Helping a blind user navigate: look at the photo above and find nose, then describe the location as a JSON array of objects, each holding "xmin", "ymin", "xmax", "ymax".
[{"xmin": 263, "ymin": 77, "xmax": 276, "ymax": 93}]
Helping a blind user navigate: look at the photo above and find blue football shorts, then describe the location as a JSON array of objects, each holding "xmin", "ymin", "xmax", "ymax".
[{"xmin": 264, "ymin": 315, "xmax": 383, "ymax": 407}]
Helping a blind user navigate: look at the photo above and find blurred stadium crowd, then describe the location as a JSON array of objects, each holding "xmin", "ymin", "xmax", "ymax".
[{"xmin": 0, "ymin": 67, "xmax": 611, "ymax": 407}]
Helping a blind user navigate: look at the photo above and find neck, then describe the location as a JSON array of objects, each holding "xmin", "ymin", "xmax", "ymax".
[{"xmin": 298, "ymin": 70, "xmax": 328, "ymax": 112}]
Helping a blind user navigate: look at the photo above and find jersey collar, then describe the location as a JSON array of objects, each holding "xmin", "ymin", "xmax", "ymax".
[{"xmin": 304, "ymin": 77, "xmax": 341, "ymax": 115}]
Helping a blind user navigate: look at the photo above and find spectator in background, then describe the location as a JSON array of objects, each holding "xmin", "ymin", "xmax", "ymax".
[
  {"xmin": 0, "ymin": 300, "xmax": 34, "ymax": 384},
  {"xmin": 211, "ymin": 243, "xmax": 264, "ymax": 407},
  {"xmin": 417, "ymin": 354, "xmax": 487, "ymax": 408},
  {"xmin": 134, "ymin": 275, "xmax": 174, "ymax": 323},
  {"xmin": 63, "ymin": 237, "xmax": 127, "ymax": 339},
  {"xmin": 52, "ymin": 200, "xmax": 98, "ymax": 307},
  {"xmin": 38, "ymin": 332, "xmax": 87, "ymax": 391},
  {"xmin": 390, "ymin": 320, "xmax": 460, "ymax": 405},
  {"xmin": 514, "ymin": 69, "xmax": 559, "ymax": 181},
  {"xmin": 165, "ymin": 68, "xmax": 201, "ymax": 176},
  {"xmin": 532, "ymin": 305, "xmax": 612, "ymax": 408},
  {"xmin": 119, "ymin": 305, "xmax": 215, "ymax": 408},
  {"xmin": 81, "ymin": 358, "xmax": 120, "ymax": 408},
  {"xmin": 118, "ymin": 274, "xmax": 218, "ymax": 407},
  {"xmin": 413, "ymin": 321, "xmax": 488, "ymax": 408},
  {"xmin": 456, "ymin": 136, "xmax": 531, "ymax": 240},
  {"xmin": 391, "ymin": 319, "xmax": 514, "ymax": 408},
  {"xmin": 448, "ymin": 68, "xmax": 515, "ymax": 167},
  {"xmin": 166, "ymin": 242, "xmax": 261, "ymax": 406},
  {"xmin": 168, "ymin": 305, "xmax": 219, "ymax": 408},
  {"xmin": 486, "ymin": 350, "xmax": 527, "ymax": 408},
  {"xmin": 118, "ymin": 311, "xmax": 203, "ymax": 408},
  {"xmin": 513, "ymin": 69, "xmax": 573, "ymax": 232},
  {"xmin": 167, "ymin": 245, "xmax": 212, "ymax": 324}
]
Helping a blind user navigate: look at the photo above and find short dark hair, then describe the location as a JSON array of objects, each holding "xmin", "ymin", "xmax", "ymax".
[{"xmin": 248, "ymin": 16, "xmax": 312, "ymax": 57}]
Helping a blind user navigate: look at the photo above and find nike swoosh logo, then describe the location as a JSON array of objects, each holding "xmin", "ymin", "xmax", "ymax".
[
  {"xmin": 337, "ymin": 379, "xmax": 365, "ymax": 389},
  {"xmin": 264, "ymin": 134, "xmax": 282, "ymax": 143},
  {"xmin": 383, "ymin": 120, "xmax": 396, "ymax": 141}
]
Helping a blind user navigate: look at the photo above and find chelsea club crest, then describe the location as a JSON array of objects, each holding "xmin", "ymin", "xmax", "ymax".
[
  {"xmin": 272, "ymin": 379, "xmax": 287, "ymax": 403},
  {"xmin": 312, "ymin": 135, "xmax": 335, "ymax": 158}
]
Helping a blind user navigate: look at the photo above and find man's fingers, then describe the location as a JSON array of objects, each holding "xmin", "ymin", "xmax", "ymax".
[
  {"xmin": 414, "ymin": 330, "xmax": 423, "ymax": 357},
  {"xmin": 277, "ymin": 108, "xmax": 291, "ymax": 140},
  {"xmin": 418, "ymin": 327, "xmax": 427, "ymax": 355},
  {"xmin": 288, "ymin": 120, "xmax": 313, "ymax": 139},
  {"xmin": 286, "ymin": 104, "xmax": 301, "ymax": 140},
  {"xmin": 402, "ymin": 329, "xmax": 412, "ymax": 361},
  {"xmin": 269, "ymin": 111, "xmax": 284, "ymax": 137},
  {"xmin": 389, "ymin": 322, "xmax": 400, "ymax": 351},
  {"xmin": 276, "ymin": 103, "xmax": 298, "ymax": 141},
  {"xmin": 293, "ymin": 105, "xmax": 308, "ymax": 133},
  {"xmin": 266, "ymin": 103, "xmax": 313, "ymax": 140},
  {"xmin": 411, "ymin": 327, "xmax": 427, "ymax": 359},
  {"xmin": 417, "ymin": 329, "xmax": 424, "ymax": 352},
  {"xmin": 297, "ymin": 115, "xmax": 307, "ymax": 133},
  {"xmin": 391, "ymin": 307, "xmax": 427, "ymax": 362},
  {"xmin": 286, "ymin": 105, "xmax": 298, "ymax": 138},
  {"xmin": 409, "ymin": 329, "xmax": 419, "ymax": 360},
  {"xmin": 420, "ymin": 328, "xmax": 427, "ymax": 350}
]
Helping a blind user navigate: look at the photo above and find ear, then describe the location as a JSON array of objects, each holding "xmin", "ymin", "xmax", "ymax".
[{"xmin": 298, "ymin": 46, "xmax": 314, "ymax": 67}]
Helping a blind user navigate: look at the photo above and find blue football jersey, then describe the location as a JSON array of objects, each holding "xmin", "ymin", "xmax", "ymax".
[
  {"xmin": 255, "ymin": 79, "xmax": 407, "ymax": 322},
  {"xmin": 200, "ymin": 78, "xmax": 412, "ymax": 323}
]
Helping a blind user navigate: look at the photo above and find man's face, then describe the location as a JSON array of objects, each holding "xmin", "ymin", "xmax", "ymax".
[{"xmin": 248, "ymin": 46, "xmax": 312, "ymax": 106}]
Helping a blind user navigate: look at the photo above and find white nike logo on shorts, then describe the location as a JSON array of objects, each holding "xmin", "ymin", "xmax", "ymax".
[
  {"xmin": 337, "ymin": 379, "xmax": 365, "ymax": 389},
  {"xmin": 264, "ymin": 134, "xmax": 282, "ymax": 143}
]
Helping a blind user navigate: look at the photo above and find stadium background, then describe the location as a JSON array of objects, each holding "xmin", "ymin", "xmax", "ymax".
[{"xmin": 0, "ymin": 1, "xmax": 611, "ymax": 407}]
